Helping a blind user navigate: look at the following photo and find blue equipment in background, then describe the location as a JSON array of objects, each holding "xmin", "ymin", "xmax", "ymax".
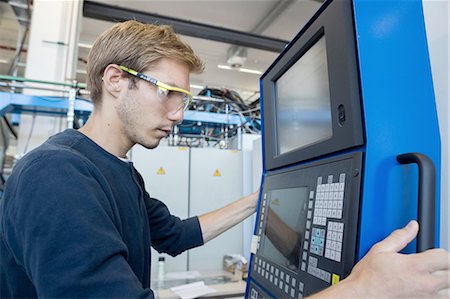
[{"xmin": 245, "ymin": 0, "xmax": 441, "ymax": 298}]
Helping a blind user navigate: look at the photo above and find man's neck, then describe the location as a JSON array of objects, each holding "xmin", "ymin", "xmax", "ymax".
[{"xmin": 78, "ymin": 109, "xmax": 132, "ymax": 158}]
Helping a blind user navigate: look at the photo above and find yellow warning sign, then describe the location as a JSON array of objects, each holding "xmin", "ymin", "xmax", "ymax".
[
  {"xmin": 213, "ymin": 169, "xmax": 221, "ymax": 177},
  {"xmin": 156, "ymin": 167, "xmax": 166, "ymax": 175},
  {"xmin": 332, "ymin": 274, "xmax": 340, "ymax": 285}
]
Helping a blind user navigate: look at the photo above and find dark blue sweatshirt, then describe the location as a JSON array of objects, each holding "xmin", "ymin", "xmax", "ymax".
[{"xmin": 0, "ymin": 129, "xmax": 204, "ymax": 298}]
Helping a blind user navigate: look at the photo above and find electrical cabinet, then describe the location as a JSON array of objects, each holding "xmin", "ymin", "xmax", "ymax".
[
  {"xmin": 132, "ymin": 145, "xmax": 245, "ymax": 272},
  {"xmin": 188, "ymin": 148, "xmax": 243, "ymax": 270}
]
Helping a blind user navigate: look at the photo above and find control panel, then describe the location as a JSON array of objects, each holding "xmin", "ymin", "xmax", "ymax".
[{"xmin": 249, "ymin": 152, "xmax": 362, "ymax": 298}]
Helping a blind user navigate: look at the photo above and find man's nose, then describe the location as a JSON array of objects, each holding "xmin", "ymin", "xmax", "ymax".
[{"xmin": 167, "ymin": 108, "xmax": 184, "ymax": 124}]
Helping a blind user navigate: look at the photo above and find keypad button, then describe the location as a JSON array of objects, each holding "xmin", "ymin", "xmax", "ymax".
[
  {"xmin": 317, "ymin": 176, "xmax": 323, "ymax": 185},
  {"xmin": 328, "ymin": 175, "xmax": 333, "ymax": 183}
]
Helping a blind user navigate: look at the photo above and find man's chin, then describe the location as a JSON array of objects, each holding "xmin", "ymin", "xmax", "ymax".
[{"xmin": 140, "ymin": 138, "xmax": 161, "ymax": 150}]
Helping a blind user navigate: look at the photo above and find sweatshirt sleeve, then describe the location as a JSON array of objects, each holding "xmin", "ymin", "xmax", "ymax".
[
  {"xmin": 145, "ymin": 196, "xmax": 204, "ymax": 256},
  {"xmin": 1, "ymin": 151, "xmax": 154, "ymax": 298}
]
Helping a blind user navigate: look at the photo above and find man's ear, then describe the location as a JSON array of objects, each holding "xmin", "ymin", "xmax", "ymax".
[{"xmin": 102, "ymin": 64, "xmax": 125, "ymax": 99}]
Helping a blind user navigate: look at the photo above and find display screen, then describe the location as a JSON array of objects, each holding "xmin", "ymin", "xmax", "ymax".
[
  {"xmin": 260, "ymin": 187, "xmax": 308, "ymax": 270},
  {"xmin": 275, "ymin": 36, "xmax": 333, "ymax": 155}
]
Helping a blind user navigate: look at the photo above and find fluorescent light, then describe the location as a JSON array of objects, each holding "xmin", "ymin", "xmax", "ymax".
[
  {"xmin": 0, "ymin": 59, "xmax": 9, "ymax": 64},
  {"xmin": 78, "ymin": 42, "xmax": 93, "ymax": 49},
  {"xmin": 76, "ymin": 69, "xmax": 87, "ymax": 74},
  {"xmin": 238, "ymin": 68, "xmax": 263, "ymax": 75},
  {"xmin": 217, "ymin": 64, "xmax": 233, "ymax": 71},
  {"xmin": 190, "ymin": 84, "xmax": 204, "ymax": 90},
  {"xmin": 217, "ymin": 64, "xmax": 262, "ymax": 75}
]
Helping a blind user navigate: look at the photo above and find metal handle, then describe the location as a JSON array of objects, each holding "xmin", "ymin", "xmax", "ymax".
[{"xmin": 397, "ymin": 153, "xmax": 436, "ymax": 252}]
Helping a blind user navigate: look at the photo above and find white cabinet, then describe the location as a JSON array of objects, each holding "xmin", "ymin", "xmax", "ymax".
[
  {"xmin": 132, "ymin": 145, "xmax": 245, "ymax": 272},
  {"xmin": 188, "ymin": 148, "xmax": 243, "ymax": 271}
]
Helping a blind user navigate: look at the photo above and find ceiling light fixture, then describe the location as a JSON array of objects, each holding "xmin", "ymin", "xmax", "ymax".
[
  {"xmin": 78, "ymin": 42, "xmax": 93, "ymax": 49},
  {"xmin": 217, "ymin": 64, "xmax": 262, "ymax": 75},
  {"xmin": 190, "ymin": 84, "xmax": 204, "ymax": 90}
]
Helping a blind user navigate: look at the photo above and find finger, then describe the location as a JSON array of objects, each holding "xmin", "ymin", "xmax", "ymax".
[
  {"xmin": 415, "ymin": 249, "xmax": 450, "ymax": 272},
  {"xmin": 371, "ymin": 220, "xmax": 419, "ymax": 253}
]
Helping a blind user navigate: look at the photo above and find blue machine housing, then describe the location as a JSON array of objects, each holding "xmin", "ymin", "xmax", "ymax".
[
  {"xmin": 246, "ymin": 0, "xmax": 441, "ymax": 298},
  {"xmin": 353, "ymin": 0, "xmax": 440, "ymax": 257}
]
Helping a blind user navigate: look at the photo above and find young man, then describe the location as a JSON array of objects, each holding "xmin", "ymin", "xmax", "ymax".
[{"xmin": 0, "ymin": 20, "xmax": 448, "ymax": 298}]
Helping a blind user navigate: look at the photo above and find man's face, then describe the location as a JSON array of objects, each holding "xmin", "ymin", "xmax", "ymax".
[{"xmin": 116, "ymin": 58, "xmax": 190, "ymax": 149}]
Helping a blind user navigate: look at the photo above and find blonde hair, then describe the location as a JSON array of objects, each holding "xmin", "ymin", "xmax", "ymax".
[{"xmin": 86, "ymin": 20, "xmax": 204, "ymax": 105}]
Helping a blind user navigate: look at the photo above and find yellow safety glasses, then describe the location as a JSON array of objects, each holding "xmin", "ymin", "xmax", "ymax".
[{"xmin": 119, "ymin": 65, "xmax": 192, "ymax": 114}]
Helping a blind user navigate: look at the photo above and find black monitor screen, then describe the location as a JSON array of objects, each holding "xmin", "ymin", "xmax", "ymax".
[
  {"xmin": 260, "ymin": 187, "xmax": 308, "ymax": 270},
  {"xmin": 275, "ymin": 36, "xmax": 333, "ymax": 156}
]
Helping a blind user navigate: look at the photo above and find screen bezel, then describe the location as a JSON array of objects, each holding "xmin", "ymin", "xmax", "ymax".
[{"xmin": 261, "ymin": 0, "xmax": 364, "ymax": 171}]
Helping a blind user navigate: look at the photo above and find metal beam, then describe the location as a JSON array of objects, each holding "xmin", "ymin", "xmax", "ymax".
[{"xmin": 82, "ymin": 0, "xmax": 289, "ymax": 53}]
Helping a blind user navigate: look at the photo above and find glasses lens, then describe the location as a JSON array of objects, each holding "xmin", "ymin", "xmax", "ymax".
[
  {"xmin": 182, "ymin": 95, "xmax": 191, "ymax": 111},
  {"xmin": 157, "ymin": 87, "xmax": 191, "ymax": 113}
]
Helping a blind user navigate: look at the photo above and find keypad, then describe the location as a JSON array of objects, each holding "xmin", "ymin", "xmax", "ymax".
[
  {"xmin": 307, "ymin": 258, "xmax": 332, "ymax": 283},
  {"xmin": 313, "ymin": 174, "xmax": 345, "ymax": 226},
  {"xmin": 325, "ymin": 221, "xmax": 344, "ymax": 262},
  {"xmin": 254, "ymin": 257, "xmax": 299, "ymax": 298},
  {"xmin": 310, "ymin": 227, "xmax": 325, "ymax": 256},
  {"xmin": 250, "ymin": 288, "xmax": 258, "ymax": 299}
]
